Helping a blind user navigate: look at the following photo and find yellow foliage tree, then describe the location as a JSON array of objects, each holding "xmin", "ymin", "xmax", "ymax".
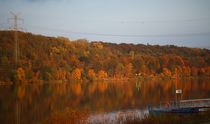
[
  {"xmin": 98, "ymin": 70, "xmax": 108, "ymax": 79},
  {"xmin": 92, "ymin": 42, "xmax": 103, "ymax": 49}
]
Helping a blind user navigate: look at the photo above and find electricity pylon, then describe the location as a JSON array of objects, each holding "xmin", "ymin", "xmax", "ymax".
[{"xmin": 8, "ymin": 12, "xmax": 23, "ymax": 67}]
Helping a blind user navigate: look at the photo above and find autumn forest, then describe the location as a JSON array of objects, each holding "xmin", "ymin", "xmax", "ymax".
[{"xmin": 0, "ymin": 31, "xmax": 210, "ymax": 84}]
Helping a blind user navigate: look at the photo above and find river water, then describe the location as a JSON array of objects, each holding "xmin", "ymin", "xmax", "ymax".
[{"xmin": 0, "ymin": 78, "xmax": 210, "ymax": 124}]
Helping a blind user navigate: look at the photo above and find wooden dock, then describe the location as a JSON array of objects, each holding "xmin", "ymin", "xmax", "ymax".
[{"xmin": 180, "ymin": 98, "xmax": 210, "ymax": 109}]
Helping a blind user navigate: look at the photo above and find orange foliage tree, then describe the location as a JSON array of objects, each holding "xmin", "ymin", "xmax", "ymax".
[
  {"xmin": 71, "ymin": 68, "xmax": 82, "ymax": 80},
  {"xmin": 162, "ymin": 68, "xmax": 172, "ymax": 77},
  {"xmin": 125, "ymin": 63, "xmax": 133, "ymax": 77},
  {"xmin": 16, "ymin": 67, "xmax": 26, "ymax": 82},
  {"xmin": 88, "ymin": 69, "xmax": 96, "ymax": 80}
]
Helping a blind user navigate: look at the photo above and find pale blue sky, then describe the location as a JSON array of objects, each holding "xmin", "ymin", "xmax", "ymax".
[{"xmin": 0, "ymin": 0, "xmax": 210, "ymax": 48}]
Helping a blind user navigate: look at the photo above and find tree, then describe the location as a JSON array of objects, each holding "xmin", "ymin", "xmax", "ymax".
[
  {"xmin": 182, "ymin": 66, "xmax": 191, "ymax": 77},
  {"xmin": 125, "ymin": 63, "xmax": 133, "ymax": 77},
  {"xmin": 199, "ymin": 68, "xmax": 205, "ymax": 76},
  {"xmin": 114, "ymin": 63, "xmax": 124, "ymax": 78},
  {"xmin": 68, "ymin": 55, "xmax": 80, "ymax": 67},
  {"xmin": 98, "ymin": 70, "xmax": 108, "ymax": 79},
  {"xmin": 129, "ymin": 50, "xmax": 135, "ymax": 60},
  {"xmin": 162, "ymin": 68, "xmax": 171, "ymax": 77},
  {"xmin": 161, "ymin": 55, "xmax": 169, "ymax": 68},
  {"xmin": 205, "ymin": 67, "xmax": 210, "ymax": 76},
  {"xmin": 55, "ymin": 69, "xmax": 67, "ymax": 80},
  {"xmin": 71, "ymin": 68, "xmax": 82, "ymax": 80},
  {"xmin": 88, "ymin": 69, "xmax": 96, "ymax": 80},
  {"xmin": 16, "ymin": 67, "xmax": 26, "ymax": 82}
]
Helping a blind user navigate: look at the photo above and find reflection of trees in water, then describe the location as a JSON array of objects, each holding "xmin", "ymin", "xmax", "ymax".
[
  {"xmin": 88, "ymin": 83, "xmax": 97, "ymax": 95},
  {"xmin": 1, "ymin": 78, "xmax": 210, "ymax": 123},
  {"xmin": 72, "ymin": 83, "xmax": 83, "ymax": 96},
  {"xmin": 97, "ymin": 82, "xmax": 108, "ymax": 93}
]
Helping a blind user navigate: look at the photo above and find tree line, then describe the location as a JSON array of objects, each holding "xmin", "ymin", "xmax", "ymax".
[{"xmin": 0, "ymin": 31, "xmax": 210, "ymax": 83}]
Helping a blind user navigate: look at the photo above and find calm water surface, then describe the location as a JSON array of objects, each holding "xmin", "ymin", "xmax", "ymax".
[{"xmin": 0, "ymin": 78, "xmax": 210, "ymax": 124}]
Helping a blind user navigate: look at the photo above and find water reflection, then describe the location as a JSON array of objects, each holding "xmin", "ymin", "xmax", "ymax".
[
  {"xmin": 86, "ymin": 109, "xmax": 148, "ymax": 124},
  {"xmin": 0, "ymin": 78, "xmax": 210, "ymax": 124}
]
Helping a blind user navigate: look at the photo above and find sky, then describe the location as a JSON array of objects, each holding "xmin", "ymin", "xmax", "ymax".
[{"xmin": 0, "ymin": 0, "xmax": 210, "ymax": 48}]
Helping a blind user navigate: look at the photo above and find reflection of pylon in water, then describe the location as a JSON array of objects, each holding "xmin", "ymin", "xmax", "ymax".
[
  {"xmin": 135, "ymin": 73, "xmax": 142, "ymax": 91},
  {"xmin": 136, "ymin": 81, "xmax": 141, "ymax": 91}
]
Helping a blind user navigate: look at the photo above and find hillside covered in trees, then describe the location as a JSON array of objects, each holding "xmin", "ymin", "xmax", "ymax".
[{"xmin": 0, "ymin": 31, "xmax": 210, "ymax": 83}]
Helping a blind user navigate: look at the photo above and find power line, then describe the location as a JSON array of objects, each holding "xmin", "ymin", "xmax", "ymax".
[
  {"xmin": 112, "ymin": 18, "xmax": 210, "ymax": 24},
  {"xmin": 33, "ymin": 17, "xmax": 210, "ymax": 24},
  {"xmin": 27, "ymin": 24, "xmax": 210, "ymax": 38}
]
